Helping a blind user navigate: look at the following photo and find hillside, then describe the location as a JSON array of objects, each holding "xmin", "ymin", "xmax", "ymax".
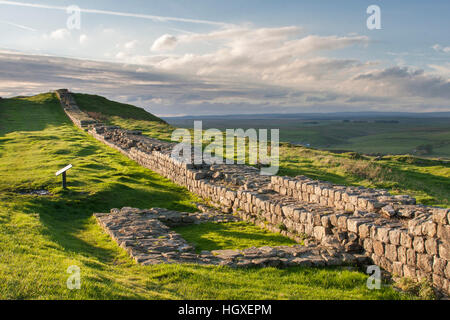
[{"xmin": 0, "ymin": 92, "xmax": 416, "ymax": 299}]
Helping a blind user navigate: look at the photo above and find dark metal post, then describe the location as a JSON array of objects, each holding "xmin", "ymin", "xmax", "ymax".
[{"xmin": 62, "ymin": 171, "xmax": 67, "ymax": 189}]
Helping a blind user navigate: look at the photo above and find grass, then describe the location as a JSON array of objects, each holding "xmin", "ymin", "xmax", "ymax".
[
  {"xmin": 278, "ymin": 145, "xmax": 450, "ymax": 207},
  {"xmin": 0, "ymin": 92, "xmax": 413, "ymax": 299},
  {"xmin": 174, "ymin": 222, "xmax": 297, "ymax": 253}
]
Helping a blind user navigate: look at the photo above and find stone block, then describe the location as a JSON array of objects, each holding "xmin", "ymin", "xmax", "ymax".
[
  {"xmin": 389, "ymin": 229, "xmax": 401, "ymax": 245},
  {"xmin": 347, "ymin": 218, "xmax": 363, "ymax": 233},
  {"xmin": 438, "ymin": 241, "xmax": 450, "ymax": 260},
  {"xmin": 393, "ymin": 262, "xmax": 403, "ymax": 277},
  {"xmin": 358, "ymin": 223, "xmax": 371, "ymax": 238},
  {"xmin": 373, "ymin": 241, "xmax": 384, "ymax": 256},
  {"xmin": 403, "ymin": 265, "xmax": 416, "ymax": 278},
  {"xmin": 313, "ymin": 226, "xmax": 326, "ymax": 241},
  {"xmin": 437, "ymin": 224, "xmax": 450, "ymax": 242},
  {"xmin": 422, "ymin": 221, "xmax": 437, "ymax": 238},
  {"xmin": 376, "ymin": 227, "xmax": 390, "ymax": 243},
  {"xmin": 432, "ymin": 208, "xmax": 449, "ymax": 225},
  {"xmin": 433, "ymin": 257, "xmax": 446, "ymax": 276},
  {"xmin": 413, "ymin": 236, "xmax": 425, "ymax": 253},
  {"xmin": 400, "ymin": 232, "xmax": 412, "ymax": 248},
  {"xmin": 417, "ymin": 254, "xmax": 433, "ymax": 273},
  {"xmin": 385, "ymin": 244, "xmax": 398, "ymax": 262},
  {"xmin": 337, "ymin": 215, "xmax": 348, "ymax": 230},
  {"xmin": 363, "ymin": 238, "xmax": 373, "ymax": 253},
  {"xmin": 406, "ymin": 248, "xmax": 416, "ymax": 266},
  {"xmin": 425, "ymin": 238, "xmax": 438, "ymax": 255},
  {"xmin": 398, "ymin": 246, "xmax": 407, "ymax": 264}
]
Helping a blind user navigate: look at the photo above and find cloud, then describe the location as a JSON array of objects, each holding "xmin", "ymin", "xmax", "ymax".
[
  {"xmin": 124, "ymin": 40, "xmax": 138, "ymax": 50},
  {"xmin": 49, "ymin": 28, "xmax": 70, "ymax": 40},
  {"xmin": 353, "ymin": 66, "xmax": 450, "ymax": 99},
  {"xmin": 0, "ymin": 51, "xmax": 448, "ymax": 116},
  {"xmin": 151, "ymin": 34, "xmax": 178, "ymax": 52},
  {"xmin": 429, "ymin": 63, "xmax": 450, "ymax": 77},
  {"xmin": 79, "ymin": 34, "xmax": 88, "ymax": 44},
  {"xmin": 432, "ymin": 44, "xmax": 450, "ymax": 53},
  {"xmin": 142, "ymin": 27, "xmax": 369, "ymax": 88}
]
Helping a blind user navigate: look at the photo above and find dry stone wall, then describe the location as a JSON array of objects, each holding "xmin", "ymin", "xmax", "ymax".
[{"xmin": 56, "ymin": 89, "xmax": 449, "ymax": 295}]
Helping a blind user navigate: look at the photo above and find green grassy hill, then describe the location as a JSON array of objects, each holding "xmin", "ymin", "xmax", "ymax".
[{"xmin": 0, "ymin": 92, "xmax": 436, "ymax": 299}]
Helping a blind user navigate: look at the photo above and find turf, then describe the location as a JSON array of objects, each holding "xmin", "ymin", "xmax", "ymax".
[{"xmin": 0, "ymin": 93, "xmax": 413, "ymax": 299}]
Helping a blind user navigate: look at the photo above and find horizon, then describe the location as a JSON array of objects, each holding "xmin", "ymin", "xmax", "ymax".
[{"xmin": 0, "ymin": 0, "xmax": 449, "ymax": 116}]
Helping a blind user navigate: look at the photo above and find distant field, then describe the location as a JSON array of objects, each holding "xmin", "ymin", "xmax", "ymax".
[{"xmin": 166, "ymin": 117, "xmax": 450, "ymax": 158}]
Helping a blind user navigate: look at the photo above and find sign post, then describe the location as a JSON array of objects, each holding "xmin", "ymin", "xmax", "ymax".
[{"xmin": 56, "ymin": 164, "xmax": 73, "ymax": 189}]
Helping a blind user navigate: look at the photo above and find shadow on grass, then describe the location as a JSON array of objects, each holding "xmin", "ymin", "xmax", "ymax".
[
  {"xmin": 19, "ymin": 180, "xmax": 197, "ymax": 264},
  {"xmin": 175, "ymin": 222, "xmax": 296, "ymax": 253},
  {"xmin": 0, "ymin": 96, "xmax": 68, "ymax": 136}
]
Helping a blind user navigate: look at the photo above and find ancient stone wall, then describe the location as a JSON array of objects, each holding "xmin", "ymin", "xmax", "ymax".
[{"xmin": 56, "ymin": 89, "xmax": 449, "ymax": 295}]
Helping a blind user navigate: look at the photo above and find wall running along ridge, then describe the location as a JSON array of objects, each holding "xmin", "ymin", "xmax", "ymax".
[{"xmin": 56, "ymin": 89, "xmax": 450, "ymax": 295}]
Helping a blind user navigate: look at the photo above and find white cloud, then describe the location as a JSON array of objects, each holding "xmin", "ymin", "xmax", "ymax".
[
  {"xmin": 49, "ymin": 28, "xmax": 70, "ymax": 40},
  {"xmin": 79, "ymin": 34, "xmax": 88, "ymax": 44},
  {"xmin": 151, "ymin": 34, "xmax": 178, "ymax": 52},
  {"xmin": 124, "ymin": 40, "xmax": 138, "ymax": 50},
  {"xmin": 144, "ymin": 27, "xmax": 369, "ymax": 88},
  {"xmin": 429, "ymin": 63, "xmax": 450, "ymax": 77},
  {"xmin": 432, "ymin": 44, "xmax": 450, "ymax": 53}
]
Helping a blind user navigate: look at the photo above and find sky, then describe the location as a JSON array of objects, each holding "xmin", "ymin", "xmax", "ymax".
[{"xmin": 0, "ymin": 0, "xmax": 449, "ymax": 116}]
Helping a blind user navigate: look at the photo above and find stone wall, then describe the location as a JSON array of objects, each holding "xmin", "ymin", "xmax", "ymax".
[
  {"xmin": 95, "ymin": 207, "xmax": 368, "ymax": 267},
  {"xmin": 56, "ymin": 89, "xmax": 449, "ymax": 295}
]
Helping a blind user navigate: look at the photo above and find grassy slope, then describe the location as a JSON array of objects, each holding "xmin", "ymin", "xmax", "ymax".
[{"xmin": 0, "ymin": 93, "xmax": 410, "ymax": 299}]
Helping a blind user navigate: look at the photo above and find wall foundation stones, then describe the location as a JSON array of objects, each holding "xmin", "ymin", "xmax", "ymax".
[{"xmin": 56, "ymin": 89, "xmax": 449, "ymax": 296}]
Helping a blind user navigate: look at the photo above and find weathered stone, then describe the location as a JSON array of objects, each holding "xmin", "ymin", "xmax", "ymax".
[
  {"xmin": 313, "ymin": 226, "xmax": 327, "ymax": 241},
  {"xmin": 403, "ymin": 265, "xmax": 416, "ymax": 278},
  {"xmin": 389, "ymin": 229, "xmax": 401, "ymax": 245},
  {"xmin": 376, "ymin": 227, "xmax": 390, "ymax": 243},
  {"xmin": 381, "ymin": 205, "xmax": 396, "ymax": 218},
  {"xmin": 439, "ymin": 241, "xmax": 450, "ymax": 260},
  {"xmin": 373, "ymin": 241, "xmax": 384, "ymax": 256},
  {"xmin": 433, "ymin": 257, "xmax": 446, "ymax": 276},
  {"xmin": 417, "ymin": 254, "xmax": 433, "ymax": 272},
  {"xmin": 425, "ymin": 238, "xmax": 438, "ymax": 255},
  {"xmin": 437, "ymin": 224, "xmax": 450, "ymax": 242},
  {"xmin": 400, "ymin": 232, "xmax": 413, "ymax": 248},
  {"xmin": 385, "ymin": 244, "xmax": 398, "ymax": 262},
  {"xmin": 432, "ymin": 208, "xmax": 449, "ymax": 225},
  {"xmin": 407, "ymin": 248, "xmax": 416, "ymax": 266},
  {"xmin": 422, "ymin": 221, "xmax": 437, "ymax": 238},
  {"xmin": 363, "ymin": 238, "xmax": 373, "ymax": 253},
  {"xmin": 358, "ymin": 223, "xmax": 371, "ymax": 238},
  {"xmin": 413, "ymin": 236, "xmax": 425, "ymax": 253},
  {"xmin": 398, "ymin": 246, "xmax": 407, "ymax": 264}
]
